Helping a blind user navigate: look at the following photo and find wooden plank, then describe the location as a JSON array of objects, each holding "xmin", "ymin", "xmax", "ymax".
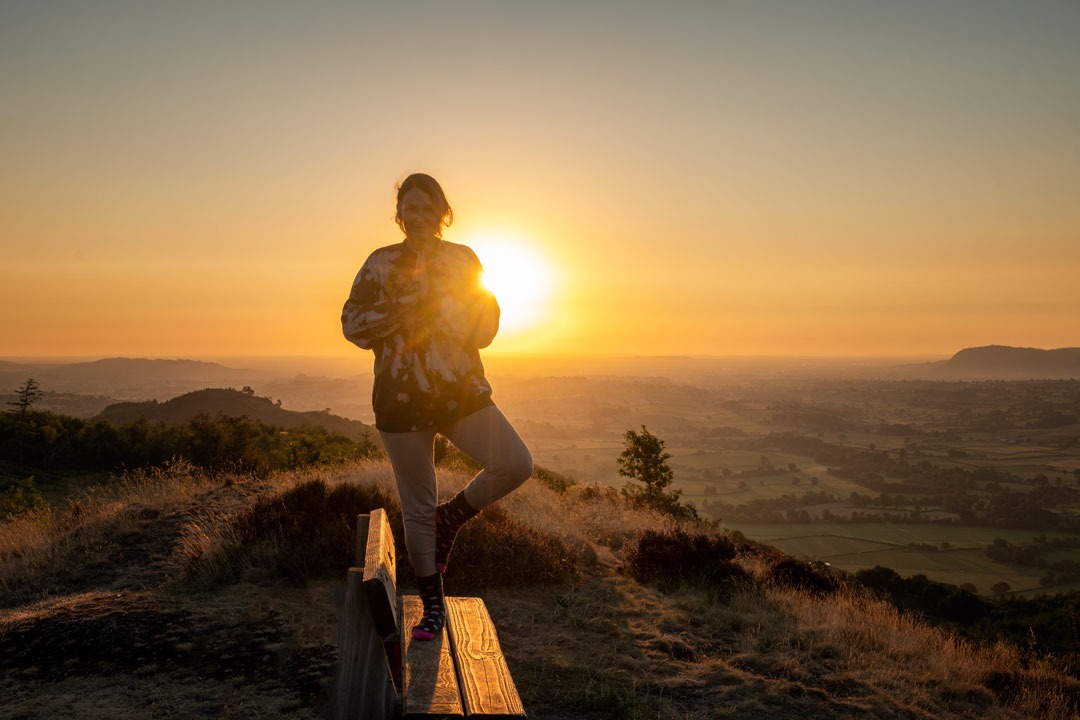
[
  {"xmin": 333, "ymin": 568, "xmax": 395, "ymax": 720},
  {"xmin": 402, "ymin": 595, "xmax": 465, "ymax": 719},
  {"xmin": 355, "ymin": 514, "xmax": 371, "ymax": 567},
  {"xmin": 361, "ymin": 508, "xmax": 399, "ymax": 640},
  {"xmin": 445, "ymin": 597, "xmax": 527, "ymax": 718}
]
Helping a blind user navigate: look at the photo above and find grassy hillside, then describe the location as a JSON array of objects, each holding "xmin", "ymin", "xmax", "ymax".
[{"xmin": 1, "ymin": 460, "xmax": 1077, "ymax": 719}]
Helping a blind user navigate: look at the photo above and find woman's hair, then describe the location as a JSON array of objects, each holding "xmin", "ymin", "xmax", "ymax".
[{"xmin": 395, "ymin": 173, "xmax": 454, "ymax": 235}]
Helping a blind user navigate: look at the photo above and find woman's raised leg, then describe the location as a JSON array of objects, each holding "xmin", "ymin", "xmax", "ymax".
[{"xmin": 436, "ymin": 406, "xmax": 533, "ymax": 572}]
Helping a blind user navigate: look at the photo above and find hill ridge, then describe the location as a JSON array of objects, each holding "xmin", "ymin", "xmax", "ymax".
[
  {"xmin": 944, "ymin": 345, "xmax": 1080, "ymax": 377},
  {"xmin": 95, "ymin": 388, "xmax": 377, "ymax": 442}
]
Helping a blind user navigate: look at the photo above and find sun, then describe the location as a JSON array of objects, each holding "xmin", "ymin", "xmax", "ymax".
[{"xmin": 469, "ymin": 237, "xmax": 552, "ymax": 335}]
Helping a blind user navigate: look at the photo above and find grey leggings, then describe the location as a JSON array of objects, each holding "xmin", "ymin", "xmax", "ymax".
[{"xmin": 379, "ymin": 405, "xmax": 533, "ymax": 577}]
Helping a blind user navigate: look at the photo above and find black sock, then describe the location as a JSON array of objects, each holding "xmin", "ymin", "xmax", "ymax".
[
  {"xmin": 412, "ymin": 572, "xmax": 445, "ymax": 640},
  {"xmin": 435, "ymin": 491, "xmax": 479, "ymax": 574}
]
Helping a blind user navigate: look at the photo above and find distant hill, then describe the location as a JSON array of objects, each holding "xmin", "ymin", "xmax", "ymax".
[
  {"xmin": 938, "ymin": 345, "xmax": 1080, "ymax": 378},
  {"xmin": 896, "ymin": 345, "xmax": 1080, "ymax": 379},
  {"xmin": 95, "ymin": 388, "xmax": 379, "ymax": 443},
  {"xmin": 0, "ymin": 357, "xmax": 259, "ymax": 401}
]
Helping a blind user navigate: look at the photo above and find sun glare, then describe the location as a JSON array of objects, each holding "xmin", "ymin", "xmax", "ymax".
[{"xmin": 469, "ymin": 237, "xmax": 552, "ymax": 335}]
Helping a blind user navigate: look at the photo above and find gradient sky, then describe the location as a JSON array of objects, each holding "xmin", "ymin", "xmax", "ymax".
[{"xmin": 2, "ymin": 1, "xmax": 1078, "ymax": 360}]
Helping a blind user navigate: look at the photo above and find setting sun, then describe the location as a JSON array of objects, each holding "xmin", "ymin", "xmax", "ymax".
[{"xmin": 469, "ymin": 237, "xmax": 552, "ymax": 335}]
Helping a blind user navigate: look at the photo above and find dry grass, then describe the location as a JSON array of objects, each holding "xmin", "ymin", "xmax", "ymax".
[
  {"xmin": 763, "ymin": 584, "xmax": 1080, "ymax": 719},
  {"xmin": 0, "ymin": 459, "xmax": 221, "ymax": 605},
  {"xmin": 0, "ymin": 460, "xmax": 199, "ymax": 558},
  {"xmin": 3, "ymin": 457, "xmax": 1080, "ymax": 719},
  {"xmin": 658, "ymin": 560, "xmax": 1080, "ymax": 720}
]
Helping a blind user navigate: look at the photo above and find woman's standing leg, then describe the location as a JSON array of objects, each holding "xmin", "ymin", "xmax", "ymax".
[
  {"xmin": 436, "ymin": 405, "xmax": 533, "ymax": 572},
  {"xmin": 379, "ymin": 427, "xmax": 445, "ymax": 639}
]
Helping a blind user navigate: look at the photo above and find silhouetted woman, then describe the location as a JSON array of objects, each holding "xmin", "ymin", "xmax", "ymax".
[{"xmin": 341, "ymin": 173, "xmax": 532, "ymax": 640}]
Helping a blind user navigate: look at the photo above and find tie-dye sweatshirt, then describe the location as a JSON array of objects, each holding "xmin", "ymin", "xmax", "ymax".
[{"xmin": 341, "ymin": 239, "xmax": 500, "ymax": 432}]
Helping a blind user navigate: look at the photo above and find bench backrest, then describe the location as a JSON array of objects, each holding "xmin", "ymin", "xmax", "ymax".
[
  {"xmin": 334, "ymin": 509, "xmax": 400, "ymax": 720},
  {"xmin": 359, "ymin": 508, "xmax": 398, "ymax": 641}
]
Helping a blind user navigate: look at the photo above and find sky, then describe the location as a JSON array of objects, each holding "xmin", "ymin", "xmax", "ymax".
[{"xmin": 2, "ymin": 0, "xmax": 1078, "ymax": 361}]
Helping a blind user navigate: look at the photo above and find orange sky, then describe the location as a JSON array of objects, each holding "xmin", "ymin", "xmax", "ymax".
[{"xmin": 2, "ymin": 2, "xmax": 1078, "ymax": 361}]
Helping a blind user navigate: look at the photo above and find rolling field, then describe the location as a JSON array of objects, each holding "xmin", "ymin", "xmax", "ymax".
[
  {"xmin": 517, "ymin": 377, "xmax": 1080, "ymax": 601},
  {"xmin": 723, "ymin": 522, "xmax": 1078, "ymax": 549},
  {"xmin": 530, "ymin": 442, "xmax": 868, "ymax": 505}
]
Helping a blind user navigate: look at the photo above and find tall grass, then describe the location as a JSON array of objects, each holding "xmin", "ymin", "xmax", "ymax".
[
  {"xmin": 0, "ymin": 459, "xmax": 217, "ymax": 605},
  {"xmin": 737, "ymin": 570, "xmax": 1080, "ymax": 719}
]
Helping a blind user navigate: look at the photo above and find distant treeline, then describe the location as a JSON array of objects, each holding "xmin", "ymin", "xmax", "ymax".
[
  {"xmin": 983, "ymin": 536, "xmax": 1080, "ymax": 588},
  {"xmin": 0, "ymin": 408, "xmax": 381, "ymax": 477}
]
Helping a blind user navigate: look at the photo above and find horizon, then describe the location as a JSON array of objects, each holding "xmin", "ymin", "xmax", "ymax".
[
  {"xmin": 6, "ymin": 343, "xmax": 1080, "ymax": 366},
  {"xmin": 7, "ymin": 345, "xmax": 1080, "ymax": 387},
  {"xmin": 3, "ymin": 2, "xmax": 1078, "ymax": 359},
  {"xmin": 0, "ymin": 349, "xmax": 967, "ymax": 371}
]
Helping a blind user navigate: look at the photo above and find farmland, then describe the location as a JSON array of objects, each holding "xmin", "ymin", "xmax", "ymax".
[
  {"xmin": 502, "ymin": 374, "xmax": 1080, "ymax": 596},
  {"xmin": 723, "ymin": 522, "xmax": 1080, "ymax": 596}
]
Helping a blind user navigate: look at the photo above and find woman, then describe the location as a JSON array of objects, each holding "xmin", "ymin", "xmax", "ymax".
[{"xmin": 341, "ymin": 173, "xmax": 532, "ymax": 640}]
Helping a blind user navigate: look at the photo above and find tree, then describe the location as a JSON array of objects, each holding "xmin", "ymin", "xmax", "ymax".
[
  {"xmin": 991, "ymin": 581, "xmax": 1012, "ymax": 595},
  {"xmin": 618, "ymin": 425, "xmax": 695, "ymax": 519},
  {"xmin": 7, "ymin": 378, "xmax": 44, "ymax": 415}
]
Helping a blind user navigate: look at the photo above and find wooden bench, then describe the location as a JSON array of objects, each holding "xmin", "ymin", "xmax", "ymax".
[{"xmin": 336, "ymin": 508, "xmax": 527, "ymax": 719}]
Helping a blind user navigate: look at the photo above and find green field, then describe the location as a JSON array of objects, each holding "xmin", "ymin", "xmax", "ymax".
[{"xmin": 726, "ymin": 522, "xmax": 1080, "ymax": 596}]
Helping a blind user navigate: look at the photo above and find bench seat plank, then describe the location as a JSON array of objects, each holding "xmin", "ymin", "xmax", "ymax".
[
  {"xmin": 402, "ymin": 595, "xmax": 465, "ymax": 719},
  {"xmin": 445, "ymin": 597, "xmax": 526, "ymax": 718}
]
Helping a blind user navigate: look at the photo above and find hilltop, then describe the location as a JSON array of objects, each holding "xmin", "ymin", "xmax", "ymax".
[
  {"xmin": 906, "ymin": 345, "xmax": 1080, "ymax": 380},
  {"xmin": 94, "ymin": 388, "xmax": 378, "ymax": 443},
  {"xmin": 2, "ymin": 460, "xmax": 1076, "ymax": 719},
  {"xmin": 0, "ymin": 356, "xmax": 373, "ymax": 420},
  {"xmin": 944, "ymin": 346, "xmax": 1080, "ymax": 378}
]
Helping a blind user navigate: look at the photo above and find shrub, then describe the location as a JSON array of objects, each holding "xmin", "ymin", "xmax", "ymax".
[
  {"xmin": 625, "ymin": 528, "xmax": 750, "ymax": 594},
  {"xmin": 440, "ymin": 504, "xmax": 579, "ymax": 592},
  {"xmin": 433, "ymin": 435, "xmax": 480, "ymax": 473},
  {"xmin": 192, "ymin": 479, "xmax": 399, "ymax": 586},
  {"xmin": 0, "ymin": 476, "xmax": 47, "ymax": 519},
  {"xmin": 566, "ymin": 483, "xmax": 620, "ymax": 503},
  {"xmin": 533, "ymin": 465, "xmax": 575, "ymax": 494},
  {"xmin": 767, "ymin": 557, "xmax": 840, "ymax": 596}
]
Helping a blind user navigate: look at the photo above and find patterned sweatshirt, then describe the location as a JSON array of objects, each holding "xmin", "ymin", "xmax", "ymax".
[{"xmin": 341, "ymin": 239, "xmax": 500, "ymax": 432}]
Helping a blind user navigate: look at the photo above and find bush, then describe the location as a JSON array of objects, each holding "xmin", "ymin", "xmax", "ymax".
[
  {"xmin": 441, "ymin": 504, "xmax": 579, "ymax": 592},
  {"xmin": 0, "ymin": 476, "xmax": 47, "ymax": 518},
  {"xmin": 433, "ymin": 435, "xmax": 480, "ymax": 473},
  {"xmin": 196, "ymin": 479, "xmax": 399, "ymax": 586},
  {"xmin": 533, "ymin": 465, "xmax": 575, "ymax": 494},
  {"xmin": 625, "ymin": 528, "xmax": 749, "ymax": 594},
  {"xmin": 767, "ymin": 557, "xmax": 840, "ymax": 596}
]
